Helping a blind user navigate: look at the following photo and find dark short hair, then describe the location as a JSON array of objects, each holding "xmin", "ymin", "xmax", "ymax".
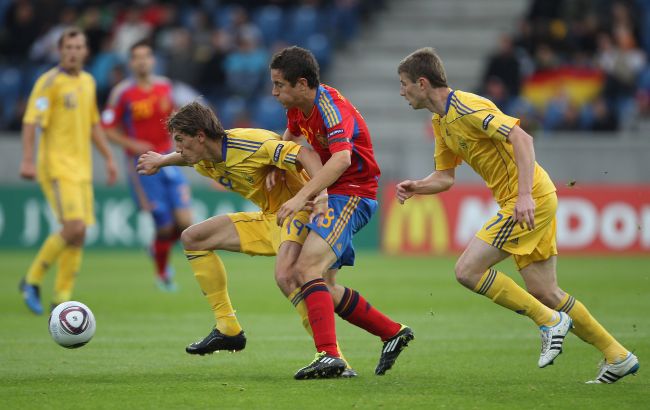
[
  {"xmin": 129, "ymin": 38, "xmax": 153, "ymax": 56},
  {"xmin": 166, "ymin": 102, "xmax": 227, "ymax": 141},
  {"xmin": 58, "ymin": 26, "xmax": 86, "ymax": 48},
  {"xmin": 398, "ymin": 47, "xmax": 448, "ymax": 88},
  {"xmin": 270, "ymin": 46, "xmax": 320, "ymax": 88}
]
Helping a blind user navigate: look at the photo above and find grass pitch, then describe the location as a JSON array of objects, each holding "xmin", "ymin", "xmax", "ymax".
[{"xmin": 1, "ymin": 250, "xmax": 648, "ymax": 409}]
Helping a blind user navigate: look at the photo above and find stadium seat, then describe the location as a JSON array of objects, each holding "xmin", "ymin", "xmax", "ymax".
[
  {"xmin": 253, "ymin": 5, "xmax": 284, "ymax": 48},
  {"xmin": 218, "ymin": 95, "xmax": 248, "ymax": 129},
  {"xmin": 287, "ymin": 6, "xmax": 319, "ymax": 46},
  {"xmin": 251, "ymin": 95, "xmax": 286, "ymax": 132},
  {"xmin": 306, "ymin": 34, "xmax": 332, "ymax": 72}
]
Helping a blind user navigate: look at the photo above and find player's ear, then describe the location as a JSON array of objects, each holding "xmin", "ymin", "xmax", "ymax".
[{"xmin": 418, "ymin": 77, "xmax": 428, "ymax": 90}]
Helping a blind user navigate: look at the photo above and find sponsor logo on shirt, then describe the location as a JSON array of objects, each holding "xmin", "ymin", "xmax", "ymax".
[
  {"xmin": 327, "ymin": 129, "xmax": 344, "ymax": 138},
  {"xmin": 482, "ymin": 114, "xmax": 495, "ymax": 130},
  {"xmin": 273, "ymin": 144, "xmax": 284, "ymax": 162}
]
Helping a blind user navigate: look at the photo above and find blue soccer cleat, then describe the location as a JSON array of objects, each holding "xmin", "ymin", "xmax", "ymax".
[{"xmin": 19, "ymin": 278, "xmax": 44, "ymax": 315}]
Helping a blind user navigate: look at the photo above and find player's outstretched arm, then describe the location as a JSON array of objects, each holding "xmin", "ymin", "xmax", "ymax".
[
  {"xmin": 508, "ymin": 125, "xmax": 536, "ymax": 230},
  {"xmin": 91, "ymin": 124, "xmax": 118, "ymax": 185},
  {"xmin": 276, "ymin": 149, "xmax": 350, "ymax": 226},
  {"xmin": 104, "ymin": 126, "xmax": 154, "ymax": 155},
  {"xmin": 266, "ymin": 129, "xmax": 306, "ymax": 191},
  {"xmin": 396, "ymin": 168, "xmax": 455, "ymax": 204},
  {"xmin": 136, "ymin": 151, "xmax": 186, "ymax": 175}
]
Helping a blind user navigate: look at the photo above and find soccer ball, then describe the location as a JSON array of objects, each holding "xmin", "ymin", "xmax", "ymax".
[{"xmin": 48, "ymin": 301, "xmax": 96, "ymax": 349}]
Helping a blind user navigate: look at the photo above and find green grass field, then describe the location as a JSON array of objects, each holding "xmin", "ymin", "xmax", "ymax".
[{"xmin": 1, "ymin": 250, "xmax": 648, "ymax": 409}]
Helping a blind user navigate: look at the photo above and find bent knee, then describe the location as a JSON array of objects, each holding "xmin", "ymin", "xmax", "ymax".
[
  {"xmin": 180, "ymin": 226, "xmax": 200, "ymax": 250},
  {"xmin": 454, "ymin": 261, "xmax": 480, "ymax": 289}
]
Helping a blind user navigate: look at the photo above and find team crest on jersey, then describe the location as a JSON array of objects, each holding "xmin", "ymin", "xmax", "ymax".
[
  {"xmin": 458, "ymin": 137, "xmax": 468, "ymax": 151},
  {"xmin": 64, "ymin": 93, "xmax": 77, "ymax": 109},
  {"xmin": 482, "ymin": 114, "xmax": 495, "ymax": 130},
  {"xmin": 315, "ymin": 132, "xmax": 328, "ymax": 147}
]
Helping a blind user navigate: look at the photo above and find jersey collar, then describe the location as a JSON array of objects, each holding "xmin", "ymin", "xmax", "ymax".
[{"xmin": 445, "ymin": 89, "xmax": 455, "ymax": 114}]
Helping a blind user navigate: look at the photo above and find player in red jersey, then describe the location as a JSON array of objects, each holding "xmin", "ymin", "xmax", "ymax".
[
  {"xmin": 269, "ymin": 46, "xmax": 414, "ymax": 379},
  {"xmin": 102, "ymin": 40, "xmax": 193, "ymax": 291}
]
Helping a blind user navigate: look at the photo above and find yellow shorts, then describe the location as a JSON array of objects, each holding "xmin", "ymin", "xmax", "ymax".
[
  {"xmin": 228, "ymin": 210, "xmax": 311, "ymax": 256},
  {"xmin": 39, "ymin": 178, "xmax": 95, "ymax": 225},
  {"xmin": 475, "ymin": 192, "xmax": 558, "ymax": 270}
]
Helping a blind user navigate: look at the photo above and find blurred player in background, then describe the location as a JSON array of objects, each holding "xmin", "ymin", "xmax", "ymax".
[
  {"xmin": 137, "ymin": 102, "xmax": 358, "ymax": 377},
  {"xmin": 102, "ymin": 39, "xmax": 192, "ymax": 291},
  {"xmin": 395, "ymin": 47, "xmax": 639, "ymax": 384},
  {"xmin": 270, "ymin": 46, "xmax": 413, "ymax": 379},
  {"xmin": 19, "ymin": 27, "xmax": 117, "ymax": 314}
]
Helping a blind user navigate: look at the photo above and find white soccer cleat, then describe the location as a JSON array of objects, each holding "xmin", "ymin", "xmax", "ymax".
[
  {"xmin": 586, "ymin": 352, "xmax": 640, "ymax": 384},
  {"xmin": 538, "ymin": 311, "xmax": 572, "ymax": 368}
]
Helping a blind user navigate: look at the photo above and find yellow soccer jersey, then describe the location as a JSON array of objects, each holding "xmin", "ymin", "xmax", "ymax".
[
  {"xmin": 193, "ymin": 128, "xmax": 308, "ymax": 213},
  {"xmin": 433, "ymin": 90, "xmax": 555, "ymax": 204},
  {"xmin": 23, "ymin": 67, "xmax": 100, "ymax": 182}
]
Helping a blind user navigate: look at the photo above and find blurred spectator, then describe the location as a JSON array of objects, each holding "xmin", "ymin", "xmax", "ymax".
[
  {"xmin": 112, "ymin": 6, "xmax": 152, "ymax": 59},
  {"xmin": 29, "ymin": 6, "xmax": 78, "ymax": 64},
  {"xmin": 481, "ymin": 34, "xmax": 521, "ymax": 102},
  {"xmin": 164, "ymin": 28, "xmax": 200, "ymax": 88},
  {"xmin": 0, "ymin": 0, "xmax": 40, "ymax": 63},
  {"xmin": 224, "ymin": 27, "xmax": 268, "ymax": 98},
  {"xmin": 482, "ymin": 0, "xmax": 650, "ymax": 133},
  {"xmin": 0, "ymin": 0, "xmax": 382, "ymax": 132}
]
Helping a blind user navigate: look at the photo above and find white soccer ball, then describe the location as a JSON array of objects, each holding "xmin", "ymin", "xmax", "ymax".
[{"xmin": 48, "ymin": 301, "xmax": 96, "ymax": 349}]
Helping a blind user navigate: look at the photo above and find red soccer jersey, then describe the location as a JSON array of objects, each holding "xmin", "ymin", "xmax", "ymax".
[
  {"xmin": 102, "ymin": 76, "xmax": 174, "ymax": 155},
  {"xmin": 286, "ymin": 84, "xmax": 380, "ymax": 199}
]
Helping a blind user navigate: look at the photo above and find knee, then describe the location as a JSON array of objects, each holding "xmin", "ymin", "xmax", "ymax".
[
  {"xmin": 275, "ymin": 268, "xmax": 299, "ymax": 296},
  {"xmin": 454, "ymin": 259, "xmax": 478, "ymax": 289},
  {"xmin": 180, "ymin": 226, "xmax": 200, "ymax": 250},
  {"xmin": 62, "ymin": 222, "xmax": 86, "ymax": 246}
]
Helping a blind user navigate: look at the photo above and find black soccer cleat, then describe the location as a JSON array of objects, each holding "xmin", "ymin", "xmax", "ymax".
[
  {"xmin": 294, "ymin": 352, "xmax": 347, "ymax": 380},
  {"xmin": 375, "ymin": 325, "xmax": 415, "ymax": 375},
  {"xmin": 185, "ymin": 328, "xmax": 246, "ymax": 355},
  {"xmin": 341, "ymin": 367, "xmax": 358, "ymax": 378}
]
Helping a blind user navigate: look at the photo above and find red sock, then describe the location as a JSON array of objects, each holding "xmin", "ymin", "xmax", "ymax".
[
  {"xmin": 301, "ymin": 278, "xmax": 339, "ymax": 357},
  {"xmin": 336, "ymin": 288, "xmax": 401, "ymax": 341},
  {"xmin": 152, "ymin": 237, "xmax": 174, "ymax": 280}
]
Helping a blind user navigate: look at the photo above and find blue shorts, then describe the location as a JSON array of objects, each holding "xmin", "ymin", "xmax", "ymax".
[
  {"xmin": 128, "ymin": 159, "xmax": 191, "ymax": 228},
  {"xmin": 307, "ymin": 194, "xmax": 377, "ymax": 269}
]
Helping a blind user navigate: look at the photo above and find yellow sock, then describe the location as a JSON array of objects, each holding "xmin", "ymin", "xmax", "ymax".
[
  {"xmin": 26, "ymin": 234, "xmax": 67, "ymax": 285},
  {"xmin": 555, "ymin": 294, "xmax": 628, "ymax": 363},
  {"xmin": 475, "ymin": 269, "xmax": 558, "ymax": 327},
  {"xmin": 54, "ymin": 246, "xmax": 83, "ymax": 303},
  {"xmin": 288, "ymin": 288, "xmax": 350, "ymax": 367},
  {"xmin": 185, "ymin": 250, "xmax": 242, "ymax": 336},
  {"xmin": 288, "ymin": 288, "xmax": 313, "ymax": 336}
]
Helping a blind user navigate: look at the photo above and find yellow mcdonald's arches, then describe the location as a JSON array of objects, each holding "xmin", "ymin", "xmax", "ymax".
[{"xmin": 383, "ymin": 195, "xmax": 449, "ymax": 254}]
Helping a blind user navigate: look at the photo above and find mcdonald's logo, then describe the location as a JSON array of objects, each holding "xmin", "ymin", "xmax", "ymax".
[{"xmin": 383, "ymin": 195, "xmax": 450, "ymax": 254}]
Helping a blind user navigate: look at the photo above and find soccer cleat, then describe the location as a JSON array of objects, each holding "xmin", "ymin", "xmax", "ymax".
[
  {"xmin": 185, "ymin": 328, "xmax": 246, "ymax": 355},
  {"xmin": 341, "ymin": 367, "xmax": 358, "ymax": 378},
  {"xmin": 538, "ymin": 311, "xmax": 572, "ymax": 368},
  {"xmin": 294, "ymin": 352, "xmax": 347, "ymax": 380},
  {"xmin": 156, "ymin": 266, "xmax": 178, "ymax": 292},
  {"xmin": 586, "ymin": 353, "xmax": 640, "ymax": 384},
  {"xmin": 19, "ymin": 278, "xmax": 43, "ymax": 315},
  {"xmin": 375, "ymin": 325, "xmax": 415, "ymax": 375}
]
